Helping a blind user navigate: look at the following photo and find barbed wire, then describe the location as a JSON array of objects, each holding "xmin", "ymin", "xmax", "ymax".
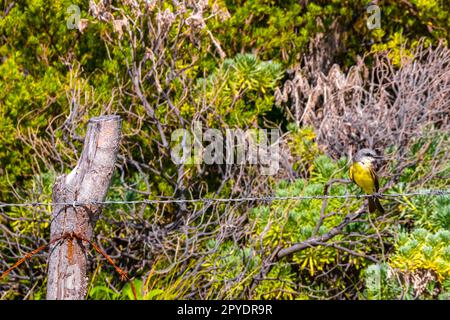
[{"xmin": 0, "ymin": 189, "xmax": 448, "ymax": 208}]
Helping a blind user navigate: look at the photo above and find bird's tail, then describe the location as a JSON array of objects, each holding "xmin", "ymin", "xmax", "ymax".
[{"xmin": 368, "ymin": 197, "xmax": 385, "ymax": 214}]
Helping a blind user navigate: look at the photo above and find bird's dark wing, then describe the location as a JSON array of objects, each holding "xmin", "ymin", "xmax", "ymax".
[{"xmin": 369, "ymin": 166, "xmax": 379, "ymax": 192}]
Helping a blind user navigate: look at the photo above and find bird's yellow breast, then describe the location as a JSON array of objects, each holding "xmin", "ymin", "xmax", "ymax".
[{"xmin": 349, "ymin": 162, "xmax": 376, "ymax": 194}]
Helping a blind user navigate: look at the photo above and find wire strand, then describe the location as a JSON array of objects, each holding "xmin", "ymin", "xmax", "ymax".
[{"xmin": 0, "ymin": 189, "xmax": 448, "ymax": 208}]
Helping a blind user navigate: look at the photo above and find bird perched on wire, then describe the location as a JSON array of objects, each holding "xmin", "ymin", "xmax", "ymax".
[{"xmin": 349, "ymin": 148, "xmax": 385, "ymax": 214}]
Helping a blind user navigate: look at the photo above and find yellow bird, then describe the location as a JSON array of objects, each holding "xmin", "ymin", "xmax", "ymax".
[{"xmin": 349, "ymin": 148, "xmax": 385, "ymax": 214}]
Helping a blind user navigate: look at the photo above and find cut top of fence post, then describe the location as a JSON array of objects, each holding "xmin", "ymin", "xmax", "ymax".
[{"xmin": 65, "ymin": 115, "xmax": 122, "ymax": 203}]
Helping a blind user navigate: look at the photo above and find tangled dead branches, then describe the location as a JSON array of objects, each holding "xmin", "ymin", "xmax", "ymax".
[{"xmin": 275, "ymin": 41, "xmax": 450, "ymax": 161}]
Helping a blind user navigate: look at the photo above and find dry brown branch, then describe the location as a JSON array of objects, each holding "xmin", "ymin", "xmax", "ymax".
[{"xmin": 277, "ymin": 207, "xmax": 365, "ymax": 259}]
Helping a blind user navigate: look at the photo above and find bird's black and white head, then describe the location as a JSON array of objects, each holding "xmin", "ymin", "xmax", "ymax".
[{"xmin": 354, "ymin": 148, "xmax": 382, "ymax": 165}]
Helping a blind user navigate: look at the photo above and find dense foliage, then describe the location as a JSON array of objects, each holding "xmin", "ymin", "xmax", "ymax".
[{"xmin": 0, "ymin": 0, "xmax": 449, "ymax": 300}]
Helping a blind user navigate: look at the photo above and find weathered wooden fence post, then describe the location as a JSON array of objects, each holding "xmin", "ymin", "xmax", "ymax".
[{"xmin": 46, "ymin": 115, "xmax": 121, "ymax": 300}]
